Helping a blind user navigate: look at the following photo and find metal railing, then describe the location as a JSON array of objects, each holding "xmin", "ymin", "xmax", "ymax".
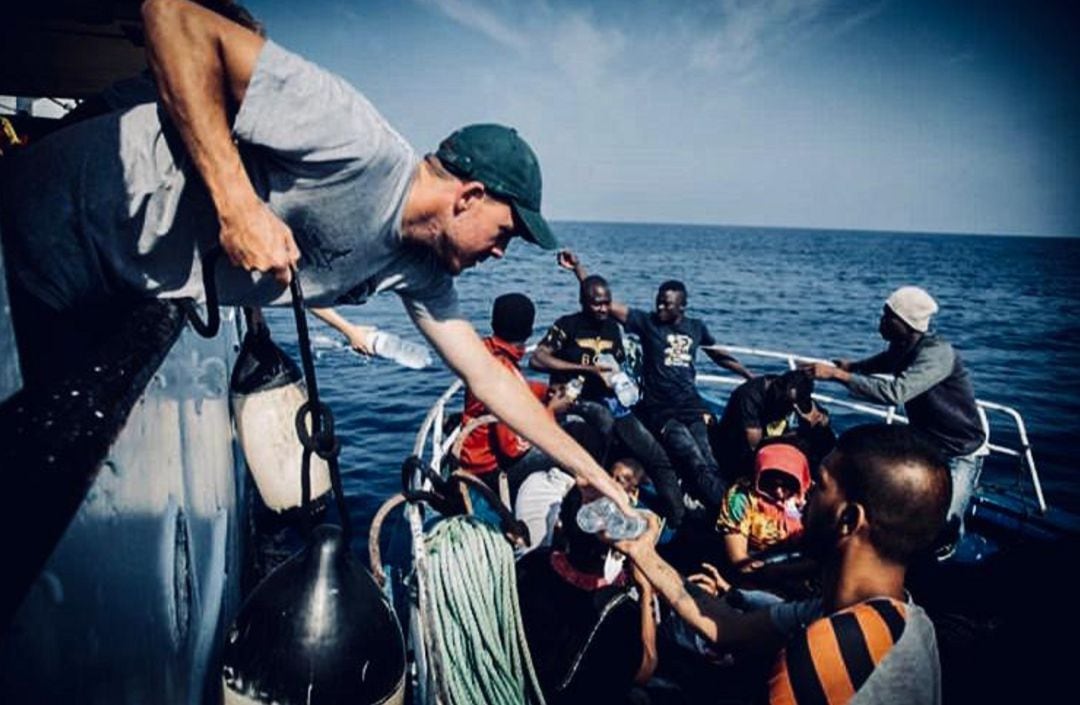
[
  {"xmin": 409, "ymin": 344, "xmax": 1047, "ymax": 514},
  {"xmin": 707, "ymin": 345, "xmax": 1046, "ymax": 513}
]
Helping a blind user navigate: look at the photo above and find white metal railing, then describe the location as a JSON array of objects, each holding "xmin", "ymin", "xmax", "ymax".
[
  {"xmin": 706, "ymin": 345, "xmax": 1046, "ymax": 513},
  {"xmin": 410, "ymin": 344, "xmax": 1047, "ymax": 514}
]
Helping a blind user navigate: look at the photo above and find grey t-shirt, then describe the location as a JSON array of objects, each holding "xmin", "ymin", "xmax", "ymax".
[
  {"xmin": 2, "ymin": 40, "xmax": 458, "ymax": 321},
  {"xmin": 769, "ymin": 595, "xmax": 942, "ymax": 705}
]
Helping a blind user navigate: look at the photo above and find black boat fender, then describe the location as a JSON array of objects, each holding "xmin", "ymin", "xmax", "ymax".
[{"xmin": 222, "ymin": 524, "xmax": 406, "ymax": 705}]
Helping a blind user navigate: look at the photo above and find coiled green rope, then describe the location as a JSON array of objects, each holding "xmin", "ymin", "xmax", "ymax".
[{"xmin": 424, "ymin": 516, "xmax": 546, "ymax": 705}]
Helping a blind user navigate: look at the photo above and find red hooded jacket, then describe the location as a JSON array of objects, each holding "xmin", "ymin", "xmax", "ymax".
[{"xmin": 459, "ymin": 336, "xmax": 548, "ymax": 475}]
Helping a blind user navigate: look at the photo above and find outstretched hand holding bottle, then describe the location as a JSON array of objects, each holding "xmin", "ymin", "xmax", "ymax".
[
  {"xmin": 577, "ymin": 496, "xmax": 648, "ymax": 540},
  {"xmin": 311, "ymin": 308, "xmax": 432, "ymax": 369},
  {"xmin": 369, "ymin": 330, "xmax": 432, "ymax": 370}
]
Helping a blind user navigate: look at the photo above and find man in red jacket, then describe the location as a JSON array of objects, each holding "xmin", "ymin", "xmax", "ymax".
[{"xmin": 460, "ymin": 293, "xmax": 564, "ymax": 494}]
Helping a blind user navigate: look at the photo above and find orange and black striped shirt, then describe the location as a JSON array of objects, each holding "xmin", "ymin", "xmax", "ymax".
[{"xmin": 768, "ymin": 597, "xmax": 907, "ymax": 705}]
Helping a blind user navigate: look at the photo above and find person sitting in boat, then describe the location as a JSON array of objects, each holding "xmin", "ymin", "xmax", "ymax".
[
  {"xmin": 611, "ymin": 457, "xmax": 647, "ymax": 507},
  {"xmin": 711, "ymin": 369, "xmax": 833, "ymax": 483},
  {"xmin": 516, "ymin": 487, "xmax": 658, "ymax": 704},
  {"xmin": 716, "ymin": 441, "xmax": 811, "ymax": 575},
  {"xmin": 558, "ymin": 251, "xmax": 753, "ymax": 516},
  {"xmin": 458, "ymin": 293, "xmax": 560, "ymax": 497},
  {"xmin": 612, "ymin": 423, "xmax": 951, "ymax": 705},
  {"xmin": 0, "ymin": 0, "xmax": 632, "ymax": 516},
  {"xmin": 806, "ymin": 286, "xmax": 986, "ymax": 555},
  {"xmin": 533, "ymin": 258, "xmax": 687, "ymax": 526},
  {"xmin": 513, "ymin": 416, "xmax": 609, "ymax": 556}
]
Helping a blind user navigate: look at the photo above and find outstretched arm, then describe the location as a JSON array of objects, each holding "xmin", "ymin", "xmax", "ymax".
[
  {"xmin": 410, "ymin": 313, "xmax": 633, "ymax": 515},
  {"xmin": 311, "ymin": 308, "xmax": 375, "ymax": 355},
  {"xmin": 556, "ymin": 249, "xmax": 629, "ymax": 322},
  {"xmin": 616, "ymin": 515, "xmax": 781, "ymax": 651},
  {"xmin": 142, "ymin": 0, "xmax": 299, "ymax": 283},
  {"xmin": 808, "ymin": 343, "xmax": 952, "ymax": 406},
  {"xmin": 703, "ymin": 346, "xmax": 754, "ymax": 380}
]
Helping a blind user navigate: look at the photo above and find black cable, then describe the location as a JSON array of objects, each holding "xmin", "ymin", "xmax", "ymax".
[
  {"xmin": 182, "ymin": 248, "xmax": 222, "ymax": 338},
  {"xmin": 288, "ymin": 269, "xmax": 352, "ymax": 545}
]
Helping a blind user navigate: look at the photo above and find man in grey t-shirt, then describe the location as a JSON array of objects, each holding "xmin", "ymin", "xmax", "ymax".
[
  {"xmin": 0, "ymin": 0, "xmax": 631, "ymax": 514},
  {"xmin": 611, "ymin": 424, "xmax": 951, "ymax": 705}
]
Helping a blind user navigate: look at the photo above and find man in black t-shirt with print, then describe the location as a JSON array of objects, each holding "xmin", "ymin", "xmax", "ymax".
[
  {"xmin": 532, "ymin": 268, "xmax": 688, "ymax": 525},
  {"xmin": 557, "ymin": 251, "xmax": 752, "ymax": 516}
]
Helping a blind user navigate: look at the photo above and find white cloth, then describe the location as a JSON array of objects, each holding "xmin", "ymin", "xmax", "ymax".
[{"xmin": 514, "ymin": 469, "xmax": 574, "ymax": 556}]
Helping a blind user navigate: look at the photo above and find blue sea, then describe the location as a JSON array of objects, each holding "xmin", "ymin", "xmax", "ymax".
[{"xmin": 265, "ymin": 224, "xmax": 1080, "ymax": 539}]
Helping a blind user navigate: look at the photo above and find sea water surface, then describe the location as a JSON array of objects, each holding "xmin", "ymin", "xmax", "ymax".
[{"xmin": 265, "ymin": 224, "xmax": 1080, "ymax": 539}]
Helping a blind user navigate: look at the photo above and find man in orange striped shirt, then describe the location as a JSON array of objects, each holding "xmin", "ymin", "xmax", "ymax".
[{"xmin": 613, "ymin": 424, "xmax": 950, "ymax": 704}]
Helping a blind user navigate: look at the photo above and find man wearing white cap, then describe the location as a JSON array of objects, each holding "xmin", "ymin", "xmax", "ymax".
[{"xmin": 807, "ymin": 287, "xmax": 986, "ymax": 555}]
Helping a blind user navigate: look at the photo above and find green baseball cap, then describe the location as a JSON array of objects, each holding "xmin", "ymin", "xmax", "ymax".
[{"xmin": 435, "ymin": 124, "xmax": 558, "ymax": 250}]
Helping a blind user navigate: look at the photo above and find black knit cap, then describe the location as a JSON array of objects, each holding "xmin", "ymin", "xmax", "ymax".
[{"xmin": 491, "ymin": 293, "xmax": 535, "ymax": 343}]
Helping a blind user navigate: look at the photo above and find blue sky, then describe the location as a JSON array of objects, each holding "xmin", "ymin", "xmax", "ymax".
[{"xmin": 245, "ymin": 0, "xmax": 1078, "ymax": 237}]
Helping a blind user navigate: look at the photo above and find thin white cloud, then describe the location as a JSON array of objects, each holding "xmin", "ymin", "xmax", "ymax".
[
  {"xmin": 414, "ymin": 0, "xmax": 529, "ymax": 49},
  {"xmin": 686, "ymin": 0, "xmax": 884, "ymax": 78},
  {"xmin": 823, "ymin": 0, "xmax": 890, "ymax": 41},
  {"xmin": 550, "ymin": 13, "xmax": 627, "ymax": 88}
]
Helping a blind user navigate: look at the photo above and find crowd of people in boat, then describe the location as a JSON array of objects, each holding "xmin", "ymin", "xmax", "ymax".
[
  {"xmin": 0, "ymin": 3, "xmax": 988, "ymax": 702},
  {"xmin": 452, "ymin": 249, "xmax": 985, "ymax": 704}
]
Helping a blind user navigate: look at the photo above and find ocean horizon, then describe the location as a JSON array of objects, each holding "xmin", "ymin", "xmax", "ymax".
[{"xmin": 265, "ymin": 222, "xmax": 1080, "ymax": 540}]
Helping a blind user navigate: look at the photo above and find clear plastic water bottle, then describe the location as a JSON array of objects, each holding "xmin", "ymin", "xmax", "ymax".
[
  {"xmin": 565, "ymin": 376, "xmax": 585, "ymax": 402},
  {"xmin": 369, "ymin": 330, "xmax": 432, "ymax": 370},
  {"xmin": 611, "ymin": 371, "xmax": 639, "ymax": 407},
  {"xmin": 576, "ymin": 497, "xmax": 647, "ymax": 540},
  {"xmin": 596, "ymin": 353, "xmax": 639, "ymax": 408}
]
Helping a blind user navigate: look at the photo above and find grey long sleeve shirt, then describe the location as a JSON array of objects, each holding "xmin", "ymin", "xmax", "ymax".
[{"xmin": 847, "ymin": 334, "xmax": 985, "ymax": 456}]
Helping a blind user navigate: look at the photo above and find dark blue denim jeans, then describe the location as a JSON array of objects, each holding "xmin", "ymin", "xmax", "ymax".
[
  {"xmin": 659, "ymin": 417, "xmax": 728, "ymax": 511},
  {"xmin": 570, "ymin": 400, "xmax": 685, "ymax": 527}
]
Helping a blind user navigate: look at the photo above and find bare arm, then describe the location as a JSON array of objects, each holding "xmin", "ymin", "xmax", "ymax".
[
  {"xmin": 142, "ymin": 0, "xmax": 299, "ymax": 283},
  {"xmin": 723, "ymin": 533, "xmax": 752, "ymax": 569},
  {"xmin": 411, "ymin": 313, "xmax": 633, "ymax": 515},
  {"xmin": 529, "ymin": 344, "xmax": 606, "ymax": 380},
  {"xmin": 744, "ymin": 425, "xmax": 763, "ymax": 452},
  {"xmin": 631, "ymin": 567, "xmax": 659, "ymax": 685},
  {"xmin": 619, "ymin": 520, "xmax": 781, "ymax": 650},
  {"xmin": 311, "ymin": 308, "xmax": 374, "ymax": 355},
  {"xmin": 556, "ymin": 249, "xmax": 629, "ymax": 322},
  {"xmin": 703, "ymin": 346, "xmax": 753, "ymax": 380}
]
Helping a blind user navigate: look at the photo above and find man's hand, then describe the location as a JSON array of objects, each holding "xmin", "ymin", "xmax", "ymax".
[
  {"xmin": 343, "ymin": 324, "xmax": 376, "ymax": 356},
  {"xmin": 556, "ymin": 249, "xmax": 579, "ymax": 272},
  {"xmin": 832, "ymin": 358, "xmax": 854, "ymax": 372},
  {"xmin": 794, "ymin": 399, "xmax": 829, "ymax": 427},
  {"xmin": 219, "ymin": 197, "xmax": 301, "ymax": 284},
  {"xmin": 609, "ymin": 511, "xmax": 662, "ymax": 558},
  {"xmin": 805, "ymin": 361, "xmax": 837, "ymax": 380},
  {"xmin": 687, "ymin": 562, "xmax": 731, "ymax": 597}
]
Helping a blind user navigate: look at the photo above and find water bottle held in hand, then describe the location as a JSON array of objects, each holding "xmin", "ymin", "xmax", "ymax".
[
  {"xmin": 596, "ymin": 353, "xmax": 639, "ymax": 408},
  {"xmin": 576, "ymin": 497, "xmax": 647, "ymax": 540},
  {"xmin": 369, "ymin": 330, "xmax": 432, "ymax": 370}
]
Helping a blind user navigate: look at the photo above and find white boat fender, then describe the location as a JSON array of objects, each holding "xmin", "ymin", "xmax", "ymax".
[
  {"xmin": 230, "ymin": 325, "xmax": 331, "ymax": 512},
  {"xmin": 222, "ymin": 524, "xmax": 406, "ymax": 705}
]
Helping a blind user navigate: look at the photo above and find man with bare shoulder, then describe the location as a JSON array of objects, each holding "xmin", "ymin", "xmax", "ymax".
[{"xmin": 614, "ymin": 424, "xmax": 950, "ymax": 705}]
